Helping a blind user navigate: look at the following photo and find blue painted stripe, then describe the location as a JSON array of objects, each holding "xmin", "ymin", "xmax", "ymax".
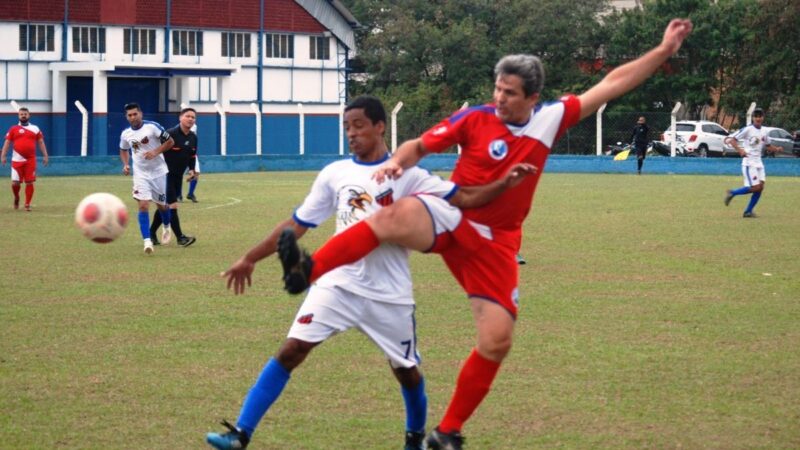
[{"xmin": 448, "ymin": 105, "xmax": 495, "ymax": 125}]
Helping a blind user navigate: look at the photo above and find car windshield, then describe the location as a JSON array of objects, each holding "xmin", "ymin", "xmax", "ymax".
[{"xmin": 676, "ymin": 124, "xmax": 695, "ymax": 132}]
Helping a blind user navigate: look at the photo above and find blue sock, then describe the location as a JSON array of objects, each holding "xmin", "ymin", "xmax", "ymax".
[
  {"xmin": 236, "ymin": 358, "xmax": 291, "ymax": 437},
  {"xmin": 138, "ymin": 211, "xmax": 150, "ymax": 239},
  {"xmin": 401, "ymin": 377, "xmax": 427, "ymax": 433},
  {"xmin": 188, "ymin": 179, "xmax": 198, "ymax": 196},
  {"xmin": 159, "ymin": 208, "xmax": 171, "ymax": 228},
  {"xmin": 745, "ymin": 191, "xmax": 761, "ymax": 214},
  {"xmin": 731, "ymin": 186, "xmax": 751, "ymax": 196}
]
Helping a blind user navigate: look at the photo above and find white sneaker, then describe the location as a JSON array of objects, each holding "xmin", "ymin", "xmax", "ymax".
[
  {"xmin": 161, "ymin": 227, "xmax": 172, "ymax": 245},
  {"xmin": 144, "ymin": 238, "xmax": 154, "ymax": 254}
]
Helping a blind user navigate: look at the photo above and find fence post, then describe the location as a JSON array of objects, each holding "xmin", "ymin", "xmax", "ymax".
[
  {"xmin": 746, "ymin": 102, "xmax": 757, "ymax": 125},
  {"xmin": 391, "ymin": 101, "xmax": 403, "ymax": 151},
  {"xmin": 339, "ymin": 101, "xmax": 345, "ymax": 156},
  {"xmin": 250, "ymin": 103, "xmax": 262, "ymax": 155},
  {"xmin": 298, "ymin": 103, "xmax": 305, "ymax": 155},
  {"xmin": 596, "ymin": 103, "xmax": 607, "ymax": 156},
  {"xmin": 457, "ymin": 102, "xmax": 469, "ymax": 155},
  {"xmin": 74, "ymin": 100, "xmax": 89, "ymax": 157},
  {"xmin": 214, "ymin": 102, "xmax": 227, "ymax": 156},
  {"xmin": 670, "ymin": 102, "xmax": 682, "ymax": 157}
]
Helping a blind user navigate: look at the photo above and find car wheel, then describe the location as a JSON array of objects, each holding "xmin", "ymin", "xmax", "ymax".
[{"xmin": 698, "ymin": 144, "xmax": 708, "ymax": 157}]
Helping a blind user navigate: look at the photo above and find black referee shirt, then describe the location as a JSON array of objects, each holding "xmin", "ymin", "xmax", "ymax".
[{"xmin": 165, "ymin": 125, "xmax": 197, "ymax": 174}]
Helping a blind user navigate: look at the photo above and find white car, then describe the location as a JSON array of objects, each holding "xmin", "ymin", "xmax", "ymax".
[{"xmin": 661, "ymin": 120, "xmax": 729, "ymax": 157}]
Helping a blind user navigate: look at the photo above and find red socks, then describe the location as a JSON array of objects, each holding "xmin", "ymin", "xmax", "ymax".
[
  {"xmin": 24, "ymin": 183, "xmax": 34, "ymax": 205},
  {"xmin": 438, "ymin": 348, "xmax": 501, "ymax": 434},
  {"xmin": 12, "ymin": 183, "xmax": 21, "ymax": 202},
  {"xmin": 309, "ymin": 220, "xmax": 380, "ymax": 282}
]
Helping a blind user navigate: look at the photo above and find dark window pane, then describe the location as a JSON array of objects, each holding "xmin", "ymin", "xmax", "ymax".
[
  {"xmin": 81, "ymin": 27, "xmax": 89, "ymax": 53},
  {"xmin": 19, "ymin": 25, "xmax": 27, "ymax": 51},
  {"xmin": 72, "ymin": 27, "xmax": 80, "ymax": 52},
  {"xmin": 47, "ymin": 25, "xmax": 54, "ymax": 51},
  {"xmin": 99, "ymin": 28, "xmax": 105, "ymax": 53}
]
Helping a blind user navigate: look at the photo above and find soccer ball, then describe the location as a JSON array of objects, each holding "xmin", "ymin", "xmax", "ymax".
[{"xmin": 75, "ymin": 193, "xmax": 129, "ymax": 243}]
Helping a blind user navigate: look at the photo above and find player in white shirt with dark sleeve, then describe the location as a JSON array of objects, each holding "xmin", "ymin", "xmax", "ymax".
[
  {"xmin": 207, "ymin": 95, "xmax": 535, "ymax": 450},
  {"xmin": 723, "ymin": 107, "xmax": 781, "ymax": 218},
  {"xmin": 118, "ymin": 102, "xmax": 175, "ymax": 253}
]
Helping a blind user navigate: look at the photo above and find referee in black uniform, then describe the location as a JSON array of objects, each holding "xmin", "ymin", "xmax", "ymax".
[{"xmin": 150, "ymin": 107, "xmax": 197, "ymax": 247}]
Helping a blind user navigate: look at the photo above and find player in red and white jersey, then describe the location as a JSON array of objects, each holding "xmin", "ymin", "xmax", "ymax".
[
  {"xmin": 277, "ymin": 19, "xmax": 693, "ymax": 449},
  {"xmin": 206, "ymin": 95, "xmax": 533, "ymax": 450},
  {"xmin": 1, "ymin": 107, "xmax": 49, "ymax": 211}
]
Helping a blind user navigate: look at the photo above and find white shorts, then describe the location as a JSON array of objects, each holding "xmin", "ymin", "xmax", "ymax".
[
  {"xmin": 132, "ymin": 174, "xmax": 167, "ymax": 205},
  {"xmin": 743, "ymin": 165, "xmax": 766, "ymax": 186},
  {"xmin": 287, "ymin": 285, "xmax": 421, "ymax": 369},
  {"xmin": 416, "ymin": 194, "xmax": 493, "ymax": 241}
]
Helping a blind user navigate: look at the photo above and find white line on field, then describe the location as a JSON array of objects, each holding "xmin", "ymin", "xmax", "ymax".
[{"xmin": 199, "ymin": 197, "xmax": 242, "ymax": 210}]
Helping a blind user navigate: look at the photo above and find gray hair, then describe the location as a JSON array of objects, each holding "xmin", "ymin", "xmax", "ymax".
[{"xmin": 494, "ymin": 54, "xmax": 545, "ymax": 97}]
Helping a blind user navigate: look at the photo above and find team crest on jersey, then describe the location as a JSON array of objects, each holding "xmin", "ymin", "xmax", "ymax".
[
  {"xmin": 748, "ymin": 136, "xmax": 761, "ymax": 146},
  {"xmin": 375, "ymin": 188, "xmax": 394, "ymax": 207},
  {"xmin": 131, "ymin": 140, "xmax": 141, "ymax": 152},
  {"xmin": 338, "ymin": 185, "xmax": 373, "ymax": 225},
  {"xmin": 488, "ymin": 139, "xmax": 508, "ymax": 160}
]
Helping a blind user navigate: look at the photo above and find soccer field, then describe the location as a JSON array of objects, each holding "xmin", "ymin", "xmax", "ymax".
[{"xmin": 1, "ymin": 172, "xmax": 799, "ymax": 449}]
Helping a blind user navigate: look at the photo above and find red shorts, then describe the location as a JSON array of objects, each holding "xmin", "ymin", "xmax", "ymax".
[
  {"xmin": 11, "ymin": 160, "xmax": 36, "ymax": 183},
  {"xmin": 430, "ymin": 218, "xmax": 520, "ymax": 318}
]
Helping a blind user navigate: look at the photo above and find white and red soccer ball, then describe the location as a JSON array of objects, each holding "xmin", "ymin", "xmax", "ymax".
[{"xmin": 75, "ymin": 193, "xmax": 128, "ymax": 243}]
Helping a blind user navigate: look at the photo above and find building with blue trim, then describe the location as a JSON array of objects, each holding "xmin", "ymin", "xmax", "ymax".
[{"xmin": 0, "ymin": 0, "xmax": 358, "ymax": 157}]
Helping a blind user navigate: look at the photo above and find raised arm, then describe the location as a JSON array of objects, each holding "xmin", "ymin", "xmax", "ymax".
[
  {"xmin": 449, "ymin": 163, "xmax": 537, "ymax": 208},
  {"xmin": 578, "ymin": 19, "xmax": 693, "ymax": 120},
  {"xmin": 222, "ymin": 218, "xmax": 309, "ymax": 295}
]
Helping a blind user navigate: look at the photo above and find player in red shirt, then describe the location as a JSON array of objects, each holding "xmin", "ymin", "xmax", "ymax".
[
  {"xmin": 278, "ymin": 19, "xmax": 693, "ymax": 448},
  {"xmin": 1, "ymin": 107, "xmax": 49, "ymax": 211}
]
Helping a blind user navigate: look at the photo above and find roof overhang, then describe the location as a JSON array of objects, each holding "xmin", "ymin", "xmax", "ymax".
[{"xmin": 48, "ymin": 62, "xmax": 240, "ymax": 77}]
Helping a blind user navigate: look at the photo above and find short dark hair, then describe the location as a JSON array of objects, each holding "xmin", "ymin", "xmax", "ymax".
[
  {"xmin": 124, "ymin": 102, "xmax": 141, "ymax": 112},
  {"xmin": 753, "ymin": 107, "xmax": 764, "ymax": 117},
  {"xmin": 345, "ymin": 95, "xmax": 386, "ymax": 125},
  {"xmin": 180, "ymin": 107, "xmax": 196, "ymax": 116},
  {"xmin": 17, "ymin": 107, "xmax": 29, "ymax": 113}
]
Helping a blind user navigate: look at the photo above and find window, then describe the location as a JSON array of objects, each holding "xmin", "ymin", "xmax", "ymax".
[
  {"xmin": 309, "ymin": 36, "xmax": 330, "ymax": 60},
  {"xmin": 72, "ymin": 26, "xmax": 106, "ymax": 54},
  {"xmin": 265, "ymin": 33, "xmax": 294, "ymax": 59},
  {"xmin": 221, "ymin": 32, "xmax": 251, "ymax": 58},
  {"xmin": 19, "ymin": 24, "xmax": 55, "ymax": 52},
  {"xmin": 172, "ymin": 30, "xmax": 204, "ymax": 56},
  {"xmin": 124, "ymin": 28, "xmax": 157, "ymax": 55}
]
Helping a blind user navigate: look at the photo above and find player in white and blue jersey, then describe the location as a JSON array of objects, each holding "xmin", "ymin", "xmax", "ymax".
[
  {"xmin": 206, "ymin": 95, "xmax": 534, "ymax": 450},
  {"xmin": 119, "ymin": 102, "xmax": 175, "ymax": 253},
  {"xmin": 723, "ymin": 108, "xmax": 781, "ymax": 218}
]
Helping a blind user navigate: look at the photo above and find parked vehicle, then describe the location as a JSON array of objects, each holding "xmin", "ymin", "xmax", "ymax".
[
  {"xmin": 661, "ymin": 120, "xmax": 729, "ymax": 157},
  {"xmin": 651, "ymin": 136, "xmax": 695, "ymax": 157},
  {"xmin": 723, "ymin": 126, "xmax": 800, "ymax": 158}
]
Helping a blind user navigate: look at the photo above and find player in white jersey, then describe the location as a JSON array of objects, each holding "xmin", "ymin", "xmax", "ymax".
[
  {"xmin": 206, "ymin": 96, "xmax": 535, "ymax": 450},
  {"xmin": 118, "ymin": 102, "xmax": 175, "ymax": 253},
  {"xmin": 723, "ymin": 108, "xmax": 781, "ymax": 218}
]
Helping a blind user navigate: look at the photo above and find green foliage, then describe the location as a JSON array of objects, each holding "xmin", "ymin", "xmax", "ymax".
[{"xmin": 343, "ymin": 0, "xmax": 800, "ymax": 127}]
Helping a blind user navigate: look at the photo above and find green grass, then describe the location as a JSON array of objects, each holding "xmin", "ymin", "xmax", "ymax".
[{"xmin": 1, "ymin": 172, "xmax": 799, "ymax": 449}]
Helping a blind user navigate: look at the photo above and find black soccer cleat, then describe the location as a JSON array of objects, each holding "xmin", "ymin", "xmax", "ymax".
[
  {"xmin": 724, "ymin": 190, "xmax": 733, "ymax": 206},
  {"xmin": 277, "ymin": 228, "xmax": 313, "ymax": 295},
  {"xmin": 426, "ymin": 427, "xmax": 465, "ymax": 450},
  {"xmin": 206, "ymin": 419, "xmax": 250, "ymax": 449},
  {"xmin": 187, "ymin": 194, "xmax": 198, "ymax": 203},
  {"xmin": 405, "ymin": 430, "xmax": 425, "ymax": 450},
  {"xmin": 178, "ymin": 235, "xmax": 197, "ymax": 247},
  {"xmin": 742, "ymin": 211, "xmax": 757, "ymax": 218}
]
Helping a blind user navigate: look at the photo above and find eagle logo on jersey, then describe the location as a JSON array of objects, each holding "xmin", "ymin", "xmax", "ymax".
[
  {"xmin": 338, "ymin": 185, "xmax": 374, "ymax": 226},
  {"xmin": 131, "ymin": 140, "xmax": 141, "ymax": 152},
  {"xmin": 748, "ymin": 136, "xmax": 761, "ymax": 147},
  {"xmin": 488, "ymin": 139, "xmax": 508, "ymax": 160}
]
